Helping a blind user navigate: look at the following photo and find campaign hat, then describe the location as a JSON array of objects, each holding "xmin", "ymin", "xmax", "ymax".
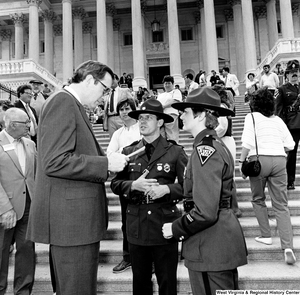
[
  {"xmin": 285, "ymin": 60, "xmax": 300, "ymax": 74},
  {"xmin": 172, "ymin": 87, "xmax": 234, "ymax": 117},
  {"xmin": 29, "ymin": 80, "xmax": 43, "ymax": 84},
  {"xmin": 129, "ymin": 99, "xmax": 173, "ymax": 123}
]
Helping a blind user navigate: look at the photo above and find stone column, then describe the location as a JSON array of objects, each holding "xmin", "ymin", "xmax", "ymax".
[
  {"xmin": 106, "ymin": 3, "xmax": 115, "ymax": 69},
  {"xmin": 96, "ymin": 0, "xmax": 108, "ymax": 64},
  {"xmin": 0, "ymin": 30, "xmax": 12, "ymax": 60},
  {"xmin": 224, "ymin": 9, "xmax": 238, "ymax": 77},
  {"xmin": 241, "ymin": 0, "xmax": 257, "ymax": 70},
  {"xmin": 62, "ymin": 0, "xmax": 73, "ymax": 82},
  {"xmin": 200, "ymin": 4, "xmax": 207, "ymax": 72},
  {"xmin": 41, "ymin": 10, "xmax": 56, "ymax": 74},
  {"xmin": 255, "ymin": 6, "xmax": 269, "ymax": 59},
  {"xmin": 53, "ymin": 24, "xmax": 63, "ymax": 80},
  {"xmin": 83, "ymin": 22, "xmax": 93, "ymax": 61},
  {"xmin": 131, "ymin": 0, "xmax": 147, "ymax": 89},
  {"xmin": 279, "ymin": 0, "xmax": 294, "ymax": 39},
  {"xmin": 194, "ymin": 11, "xmax": 204, "ymax": 70},
  {"xmin": 73, "ymin": 7, "xmax": 86, "ymax": 69},
  {"xmin": 229, "ymin": 0, "xmax": 245, "ymax": 80},
  {"xmin": 27, "ymin": 0, "xmax": 41, "ymax": 62},
  {"xmin": 167, "ymin": 0, "xmax": 184, "ymax": 86},
  {"xmin": 292, "ymin": 4, "xmax": 300, "ymax": 38},
  {"xmin": 203, "ymin": 0, "xmax": 219, "ymax": 75},
  {"xmin": 113, "ymin": 19, "xmax": 121, "ymax": 76},
  {"xmin": 264, "ymin": 0, "xmax": 278, "ymax": 49},
  {"xmin": 10, "ymin": 13, "xmax": 25, "ymax": 60}
]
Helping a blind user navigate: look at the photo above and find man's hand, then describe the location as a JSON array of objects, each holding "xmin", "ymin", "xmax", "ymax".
[
  {"xmin": 0, "ymin": 209, "xmax": 17, "ymax": 230},
  {"xmin": 108, "ymin": 153, "xmax": 129, "ymax": 172},
  {"xmin": 162, "ymin": 223, "xmax": 173, "ymax": 239},
  {"xmin": 131, "ymin": 177, "xmax": 158, "ymax": 193},
  {"xmin": 145, "ymin": 184, "xmax": 170, "ymax": 200}
]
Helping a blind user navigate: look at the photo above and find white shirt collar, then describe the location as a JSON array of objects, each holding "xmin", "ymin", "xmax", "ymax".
[{"xmin": 64, "ymin": 86, "xmax": 81, "ymax": 104}]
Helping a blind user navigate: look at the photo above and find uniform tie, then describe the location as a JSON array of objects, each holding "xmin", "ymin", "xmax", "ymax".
[
  {"xmin": 145, "ymin": 143, "xmax": 153, "ymax": 160},
  {"xmin": 109, "ymin": 89, "xmax": 115, "ymax": 113}
]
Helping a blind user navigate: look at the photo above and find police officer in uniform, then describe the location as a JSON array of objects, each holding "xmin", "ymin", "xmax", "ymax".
[
  {"xmin": 275, "ymin": 59, "xmax": 300, "ymax": 190},
  {"xmin": 162, "ymin": 87, "xmax": 248, "ymax": 294},
  {"xmin": 111, "ymin": 99, "xmax": 188, "ymax": 295}
]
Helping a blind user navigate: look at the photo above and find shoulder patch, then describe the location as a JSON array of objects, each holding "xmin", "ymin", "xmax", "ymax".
[{"xmin": 196, "ymin": 145, "xmax": 216, "ymax": 165}]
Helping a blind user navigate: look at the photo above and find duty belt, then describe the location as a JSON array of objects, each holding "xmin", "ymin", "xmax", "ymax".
[{"xmin": 129, "ymin": 192, "xmax": 167, "ymax": 205}]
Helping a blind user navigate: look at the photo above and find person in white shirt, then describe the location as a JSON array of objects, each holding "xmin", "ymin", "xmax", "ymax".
[
  {"xmin": 259, "ymin": 64, "xmax": 279, "ymax": 95},
  {"xmin": 157, "ymin": 75, "xmax": 182, "ymax": 143},
  {"xmin": 184, "ymin": 73, "xmax": 199, "ymax": 94},
  {"xmin": 107, "ymin": 97, "xmax": 142, "ymax": 274},
  {"xmin": 220, "ymin": 67, "xmax": 240, "ymax": 96},
  {"xmin": 239, "ymin": 87, "xmax": 296, "ymax": 265}
]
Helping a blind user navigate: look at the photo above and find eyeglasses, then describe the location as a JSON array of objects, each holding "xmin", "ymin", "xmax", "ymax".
[
  {"xmin": 99, "ymin": 80, "xmax": 111, "ymax": 95},
  {"xmin": 12, "ymin": 120, "xmax": 31, "ymax": 126},
  {"xmin": 138, "ymin": 114, "xmax": 157, "ymax": 122},
  {"xmin": 24, "ymin": 92, "xmax": 33, "ymax": 96}
]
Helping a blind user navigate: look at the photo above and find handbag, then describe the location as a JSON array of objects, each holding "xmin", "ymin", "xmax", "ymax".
[{"xmin": 241, "ymin": 113, "xmax": 261, "ymax": 177}]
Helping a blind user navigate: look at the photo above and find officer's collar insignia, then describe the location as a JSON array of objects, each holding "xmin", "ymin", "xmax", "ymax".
[
  {"xmin": 157, "ymin": 163, "xmax": 163, "ymax": 171},
  {"xmin": 197, "ymin": 145, "xmax": 216, "ymax": 165},
  {"xmin": 164, "ymin": 163, "xmax": 170, "ymax": 173}
]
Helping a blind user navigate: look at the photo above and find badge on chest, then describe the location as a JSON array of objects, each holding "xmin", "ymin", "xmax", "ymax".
[{"xmin": 156, "ymin": 163, "xmax": 171, "ymax": 173}]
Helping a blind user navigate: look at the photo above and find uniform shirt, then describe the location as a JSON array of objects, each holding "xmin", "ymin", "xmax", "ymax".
[
  {"xmin": 242, "ymin": 112, "xmax": 294, "ymax": 157},
  {"xmin": 157, "ymin": 89, "xmax": 182, "ymax": 116},
  {"xmin": 106, "ymin": 122, "xmax": 142, "ymax": 156}
]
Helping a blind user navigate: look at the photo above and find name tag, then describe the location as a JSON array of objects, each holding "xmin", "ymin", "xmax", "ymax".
[{"xmin": 2, "ymin": 143, "xmax": 15, "ymax": 151}]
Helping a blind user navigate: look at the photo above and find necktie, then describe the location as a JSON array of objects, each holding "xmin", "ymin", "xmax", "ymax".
[
  {"xmin": 145, "ymin": 143, "xmax": 153, "ymax": 160},
  {"xmin": 109, "ymin": 90, "xmax": 115, "ymax": 113},
  {"xmin": 33, "ymin": 93, "xmax": 38, "ymax": 100},
  {"xmin": 25, "ymin": 104, "xmax": 37, "ymax": 136}
]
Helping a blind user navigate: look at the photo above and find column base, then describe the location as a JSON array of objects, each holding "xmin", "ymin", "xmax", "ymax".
[{"xmin": 132, "ymin": 77, "xmax": 147, "ymax": 91}]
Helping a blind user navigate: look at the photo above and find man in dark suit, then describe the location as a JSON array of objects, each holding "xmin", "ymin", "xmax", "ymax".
[
  {"xmin": 27, "ymin": 60, "xmax": 129, "ymax": 295},
  {"xmin": 15, "ymin": 84, "xmax": 38, "ymax": 144},
  {"xmin": 275, "ymin": 59, "xmax": 300, "ymax": 190},
  {"xmin": 111, "ymin": 99, "xmax": 188, "ymax": 295},
  {"xmin": 0, "ymin": 108, "xmax": 36, "ymax": 294}
]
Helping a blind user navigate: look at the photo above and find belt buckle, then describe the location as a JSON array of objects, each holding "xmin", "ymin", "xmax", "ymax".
[{"xmin": 146, "ymin": 195, "xmax": 154, "ymax": 204}]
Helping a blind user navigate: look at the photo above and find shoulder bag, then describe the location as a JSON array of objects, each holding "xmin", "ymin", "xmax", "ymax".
[{"xmin": 241, "ymin": 113, "xmax": 261, "ymax": 177}]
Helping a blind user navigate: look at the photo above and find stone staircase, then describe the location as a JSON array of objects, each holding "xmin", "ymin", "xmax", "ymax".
[{"xmin": 6, "ymin": 96, "xmax": 300, "ymax": 294}]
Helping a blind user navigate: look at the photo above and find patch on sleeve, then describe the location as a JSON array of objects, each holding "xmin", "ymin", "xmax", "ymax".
[
  {"xmin": 186, "ymin": 213, "xmax": 194, "ymax": 225},
  {"xmin": 196, "ymin": 145, "xmax": 216, "ymax": 166}
]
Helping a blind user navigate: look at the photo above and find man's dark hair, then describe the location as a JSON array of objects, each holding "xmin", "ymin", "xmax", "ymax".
[
  {"xmin": 71, "ymin": 60, "xmax": 114, "ymax": 84},
  {"xmin": 186, "ymin": 73, "xmax": 194, "ymax": 80},
  {"xmin": 222, "ymin": 67, "xmax": 230, "ymax": 73},
  {"xmin": 17, "ymin": 84, "xmax": 32, "ymax": 98},
  {"xmin": 117, "ymin": 98, "xmax": 137, "ymax": 115},
  {"xmin": 162, "ymin": 75, "xmax": 174, "ymax": 84},
  {"xmin": 249, "ymin": 87, "xmax": 274, "ymax": 117}
]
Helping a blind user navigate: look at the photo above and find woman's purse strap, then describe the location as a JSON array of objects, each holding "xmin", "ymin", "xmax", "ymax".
[{"xmin": 251, "ymin": 113, "xmax": 259, "ymax": 158}]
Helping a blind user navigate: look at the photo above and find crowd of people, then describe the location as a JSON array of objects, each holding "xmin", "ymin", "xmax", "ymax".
[{"xmin": 0, "ymin": 59, "xmax": 299, "ymax": 295}]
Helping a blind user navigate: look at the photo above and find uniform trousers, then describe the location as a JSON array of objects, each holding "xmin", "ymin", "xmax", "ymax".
[
  {"xmin": 188, "ymin": 268, "xmax": 238, "ymax": 295},
  {"xmin": 119, "ymin": 195, "xmax": 130, "ymax": 262},
  {"xmin": 107, "ymin": 115, "xmax": 123, "ymax": 138},
  {"xmin": 249, "ymin": 155, "xmax": 293, "ymax": 249},
  {"xmin": 50, "ymin": 241, "xmax": 99, "ymax": 295},
  {"xmin": 286, "ymin": 128, "xmax": 300, "ymax": 184},
  {"xmin": 161, "ymin": 114, "xmax": 179, "ymax": 144},
  {"xmin": 0, "ymin": 195, "xmax": 35, "ymax": 295},
  {"xmin": 129, "ymin": 242, "xmax": 178, "ymax": 295}
]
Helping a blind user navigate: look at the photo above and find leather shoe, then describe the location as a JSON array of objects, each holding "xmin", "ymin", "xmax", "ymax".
[
  {"xmin": 255, "ymin": 236, "xmax": 272, "ymax": 245},
  {"xmin": 284, "ymin": 248, "xmax": 296, "ymax": 265},
  {"xmin": 287, "ymin": 183, "xmax": 295, "ymax": 190},
  {"xmin": 113, "ymin": 260, "xmax": 131, "ymax": 273}
]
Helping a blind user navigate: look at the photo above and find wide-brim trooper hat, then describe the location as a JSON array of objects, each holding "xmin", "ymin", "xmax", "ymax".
[
  {"xmin": 129, "ymin": 99, "xmax": 174, "ymax": 123},
  {"xmin": 285, "ymin": 60, "xmax": 300, "ymax": 74},
  {"xmin": 172, "ymin": 87, "xmax": 234, "ymax": 117}
]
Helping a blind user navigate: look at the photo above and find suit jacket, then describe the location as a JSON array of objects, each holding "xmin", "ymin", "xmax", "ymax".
[
  {"xmin": 220, "ymin": 73, "xmax": 240, "ymax": 96},
  {"xmin": 172, "ymin": 129, "xmax": 247, "ymax": 272},
  {"xmin": 27, "ymin": 89, "xmax": 109, "ymax": 246},
  {"xmin": 0, "ymin": 132, "xmax": 36, "ymax": 220},
  {"xmin": 111, "ymin": 136, "xmax": 188, "ymax": 245},
  {"xmin": 275, "ymin": 82, "xmax": 300, "ymax": 129},
  {"xmin": 14, "ymin": 100, "xmax": 39, "ymax": 144},
  {"xmin": 103, "ymin": 87, "xmax": 133, "ymax": 130}
]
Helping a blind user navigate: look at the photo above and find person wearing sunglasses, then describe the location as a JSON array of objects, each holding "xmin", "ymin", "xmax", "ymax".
[{"xmin": 26, "ymin": 60, "xmax": 129, "ymax": 295}]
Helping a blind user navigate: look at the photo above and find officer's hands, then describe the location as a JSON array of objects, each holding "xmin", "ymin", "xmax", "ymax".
[
  {"xmin": 108, "ymin": 153, "xmax": 129, "ymax": 172},
  {"xmin": 162, "ymin": 223, "xmax": 173, "ymax": 239},
  {"xmin": 131, "ymin": 177, "xmax": 158, "ymax": 193},
  {"xmin": 0, "ymin": 209, "xmax": 17, "ymax": 230},
  {"xmin": 145, "ymin": 184, "xmax": 170, "ymax": 200}
]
